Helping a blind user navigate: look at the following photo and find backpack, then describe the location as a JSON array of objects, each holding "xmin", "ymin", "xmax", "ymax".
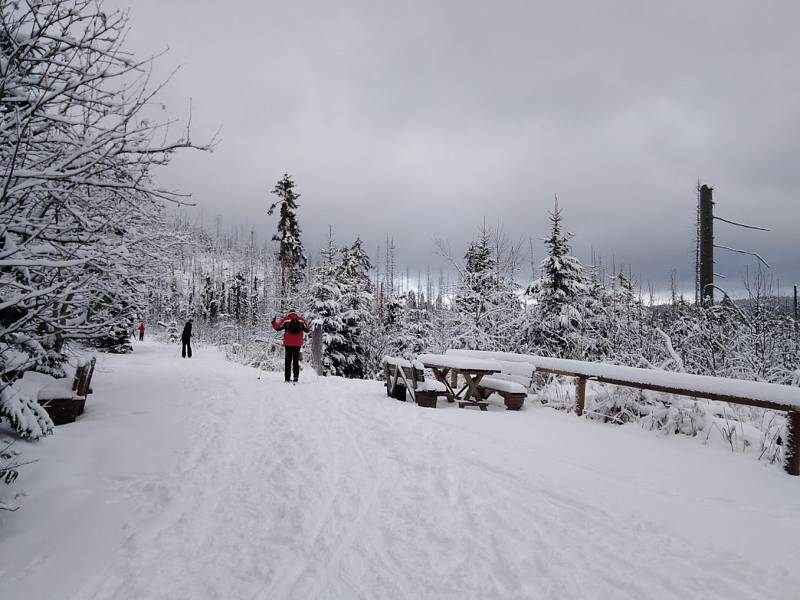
[{"xmin": 286, "ymin": 319, "xmax": 303, "ymax": 334}]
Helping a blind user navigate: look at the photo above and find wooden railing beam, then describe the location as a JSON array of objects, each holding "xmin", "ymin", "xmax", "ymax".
[{"xmin": 536, "ymin": 366, "xmax": 800, "ymax": 476}]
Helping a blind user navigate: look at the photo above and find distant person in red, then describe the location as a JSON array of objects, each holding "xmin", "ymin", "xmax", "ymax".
[
  {"xmin": 271, "ymin": 311, "xmax": 310, "ymax": 382},
  {"xmin": 138, "ymin": 322, "xmax": 145, "ymax": 341},
  {"xmin": 181, "ymin": 319, "xmax": 193, "ymax": 358}
]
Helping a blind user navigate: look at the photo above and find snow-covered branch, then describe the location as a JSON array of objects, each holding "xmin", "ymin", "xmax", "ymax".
[{"xmin": 714, "ymin": 244, "xmax": 771, "ymax": 268}]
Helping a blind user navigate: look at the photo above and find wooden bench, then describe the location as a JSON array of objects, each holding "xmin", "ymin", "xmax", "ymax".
[
  {"xmin": 37, "ymin": 356, "xmax": 96, "ymax": 425},
  {"xmin": 383, "ymin": 356, "xmax": 449, "ymax": 408},
  {"xmin": 446, "ymin": 350, "xmax": 535, "ymax": 410}
]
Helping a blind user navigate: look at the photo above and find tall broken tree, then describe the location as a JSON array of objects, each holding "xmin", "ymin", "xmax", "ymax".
[{"xmin": 695, "ymin": 183, "xmax": 769, "ymax": 306}]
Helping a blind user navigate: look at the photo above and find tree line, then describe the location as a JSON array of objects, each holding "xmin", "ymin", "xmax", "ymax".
[{"xmin": 145, "ymin": 182, "xmax": 799, "ymax": 465}]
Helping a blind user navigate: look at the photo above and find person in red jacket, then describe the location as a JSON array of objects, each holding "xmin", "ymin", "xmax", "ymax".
[
  {"xmin": 271, "ymin": 311, "xmax": 310, "ymax": 382},
  {"xmin": 138, "ymin": 322, "xmax": 145, "ymax": 341}
]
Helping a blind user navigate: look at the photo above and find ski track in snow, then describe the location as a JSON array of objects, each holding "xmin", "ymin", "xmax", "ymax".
[{"xmin": 3, "ymin": 341, "xmax": 799, "ymax": 600}]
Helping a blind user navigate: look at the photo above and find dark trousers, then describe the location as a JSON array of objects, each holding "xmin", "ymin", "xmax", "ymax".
[
  {"xmin": 182, "ymin": 339, "xmax": 192, "ymax": 358},
  {"xmin": 139, "ymin": 332, "xmax": 144, "ymax": 341},
  {"xmin": 284, "ymin": 346, "xmax": 300, "ymax": 381}
]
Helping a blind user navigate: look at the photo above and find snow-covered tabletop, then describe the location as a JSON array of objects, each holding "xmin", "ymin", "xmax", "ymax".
[{"xmin": 417, "ymin": 353, "xmax": 500, "ymax": 373}]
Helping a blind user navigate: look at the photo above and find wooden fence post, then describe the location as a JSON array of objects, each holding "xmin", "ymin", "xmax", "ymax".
[
  {"xmin": 576, "ymin": 377, "xmax": 587, "ymax": 417},
  {"xmin": 785, "ymin": 411, "xmax": 800, "ymax": 476},
  {"xmin": 450, "ymin": 370, "xmax": 458, "ymax": 389},
  {"xmin": 311, "ymin": 323, "xmax": 323, "ymax": 376}
]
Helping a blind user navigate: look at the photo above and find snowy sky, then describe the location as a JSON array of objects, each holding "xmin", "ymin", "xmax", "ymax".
[{"xmin": 109, "ymin": 0, "xmax": 799, "ymax": 296}]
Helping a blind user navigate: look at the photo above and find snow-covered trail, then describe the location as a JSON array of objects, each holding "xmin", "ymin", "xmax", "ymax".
[{"xmin": 2, "ymin": 341, "xmax": 799, "ymax": 600}]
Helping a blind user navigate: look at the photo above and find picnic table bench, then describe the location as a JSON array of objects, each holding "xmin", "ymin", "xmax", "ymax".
[
  {"xmin": 37, "ymin": 356, "xmax": 96, "ymax": 425},
  {"xmin": 417, "ymin": 353, "xmax": 502, "ymax": 411},
  {"xmin": 447, "ymin": 349, "xmax": 536, "ymax": 410},
  {"xmin": 383, "ymin": 356, "xmax": 449, "ymax": 408}
]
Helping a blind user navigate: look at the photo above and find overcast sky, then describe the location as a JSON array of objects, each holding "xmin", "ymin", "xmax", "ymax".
[{"xmin": 110, "ymin": 0, "xmax": 800, "ymax": 297}]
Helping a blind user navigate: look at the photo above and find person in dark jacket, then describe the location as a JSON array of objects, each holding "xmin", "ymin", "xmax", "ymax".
[
  {"xmin": 271, "ymin": 311, "xmax": 309, "ymax": 382},
  {"xmin": 181, "ymin": 319, "xmax": 193, "ymax": 358}
]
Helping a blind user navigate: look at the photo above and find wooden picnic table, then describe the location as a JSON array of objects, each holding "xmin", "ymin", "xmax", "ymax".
[{"xmin": 417, "ymin": 353, "xmax": 500, "ymax": 410}]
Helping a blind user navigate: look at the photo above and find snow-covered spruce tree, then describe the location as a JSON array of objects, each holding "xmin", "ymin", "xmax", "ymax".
[
  {"xmin": 230, "ymin": 272, "xmax": 247, "ymax": 323},
  {"xmin": 268, "ymin": 174, "xmax": 307, "ymax": 308},
  {"xmin": 449, "ymin": 224, "xmax": 523, "ymax": 351},
  {"xmin": 452, "ymin": 231, "xmax": 496, "ymax": 349},
  {"xmin": 590, "ymin": 270, "xmax": 646, "ymax": 364},
  {"xmin": 201, "ymin": 276, "xmax": 220, "ymax": 323},
  {"xmin": 456, "ymin": 234, "xmax": 493, "ymax": 317},
  {"xmin": 379, "ymin": 292, "xmax": 405, "ymax": 354},
  {"xmin": 0, "ymin": 0, "xmax": 208, "ymax": 437},
  {"xmin": 524, "ymin": 200, "xmax": 592, "ymax": 359},
  {"xmin": 483, "ymin": 230, "xmax": 524, "ymax": 352},
  {"xmin": 336, "ymin": 238, "xmax": 377, "ymax": 379},
  {"xmin": 308, "ymin": 230, "xmax": 346, "ymax": 375},
  {"xmin": 386, "ymin": 301, "xmax": 434, "ymax": 360}
]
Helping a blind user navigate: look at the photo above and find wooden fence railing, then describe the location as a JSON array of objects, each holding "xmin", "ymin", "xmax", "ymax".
[
  {"xmin": 447, "ymin": 350, "xmax": 800, "ymax": 476},
  {"xmin": 529, "ymin": 356, "xmax": 800, "ymax": 476}
]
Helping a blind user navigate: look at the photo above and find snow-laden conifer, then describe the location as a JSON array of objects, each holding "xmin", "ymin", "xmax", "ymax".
[
  {"xmin": 308, "ymin": 229, "xmax": 346, "ymax": 375},
  {"xmin": 451, "ymin": 225, "xmax": 522, "ymax": 351},
  {"xmin": 336, "ymin": 238, "xmax": 376, "ymax": 378},
  {"xmin": 524, "ymin": 199, "xmax": 592, "ymax": 358},
  {"xmin": 268, "ymin": 174, "xmax": 307, "ymax": 308}
]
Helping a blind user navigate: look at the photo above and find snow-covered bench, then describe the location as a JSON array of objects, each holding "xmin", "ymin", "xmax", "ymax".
[
  {"xmin": 446, "ymin": 350, "xmax": 535, "ymax": 410},
  {"xmin": 37, "ymin": 356, "xmax": 96, "ymax": 425},
  {"xmin": 382, "ymin": 356, "xmax": 449, "ymax": 408}
]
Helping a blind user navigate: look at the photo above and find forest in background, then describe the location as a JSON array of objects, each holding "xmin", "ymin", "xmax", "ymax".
[{"xmin": 144, "ymin": 185, "xmax": 799, "ymax": 467}]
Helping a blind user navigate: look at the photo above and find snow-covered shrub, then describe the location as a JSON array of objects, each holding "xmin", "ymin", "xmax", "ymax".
[
  {"xmin": 0, "ymin": 439, "xmax": 28, "ymax": 511},
  {"xmin": 0, "ymin": 438, "xmax": 31, "ymax": 512},
  {"xmin": 0, "ymin": 385, "xmax": 53, "ymax": 440},
  {"xmin": 587, "ymin": 385, "xmax": 650, "ymax": 425},
  {"xmin": 758, "ymin": 411, "xmax": 785, "ymax": 465},
  {"xmin": 534, "ymin": 378, "xmax": 577, "ymax": 412},
  {"xmin": 639, "ymin": 394, "xmax": 712, "ymax": 438},
  {"xmin": 93, "ymin": 321, "xmax": 135, "ymax": 354},
  {"xmin": 155, "ymin": 321, "xmax": 180, "ymax": 343},
  {"xmin": 223, "ymin": 334, "xmax": 284, "ymax": 374}
]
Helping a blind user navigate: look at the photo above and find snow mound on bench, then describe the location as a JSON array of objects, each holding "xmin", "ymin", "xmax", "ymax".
[
  {"xmin": 37, "ymin": 381, "xmax": 75, "ymax": 401},
  {"xmin": 416, "ymin": 379, "xmax": 448, "ymax": 393},
  {"xmin": 382, "ymin": 356, "xmax": 412, "ymax": 368},
  {"xmin": 479, "ymin": 377, "xmax": 527, "ymax": 394}
]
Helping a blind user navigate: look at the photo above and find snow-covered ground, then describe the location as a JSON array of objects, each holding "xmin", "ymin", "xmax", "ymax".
[{"xmin": 1, "ymin": 341, "xmax": 799, "ymax": 600}]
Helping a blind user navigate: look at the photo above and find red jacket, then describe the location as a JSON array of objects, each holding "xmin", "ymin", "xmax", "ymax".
[{"xmin": 272, "ymin": 312, "xmax": 309, "ymax": 347}]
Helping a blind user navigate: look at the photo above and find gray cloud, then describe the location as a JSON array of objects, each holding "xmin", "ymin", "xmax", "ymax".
[{"xmin": 113, "ymin": 0, "xmax": 800, "ymax": 295}]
